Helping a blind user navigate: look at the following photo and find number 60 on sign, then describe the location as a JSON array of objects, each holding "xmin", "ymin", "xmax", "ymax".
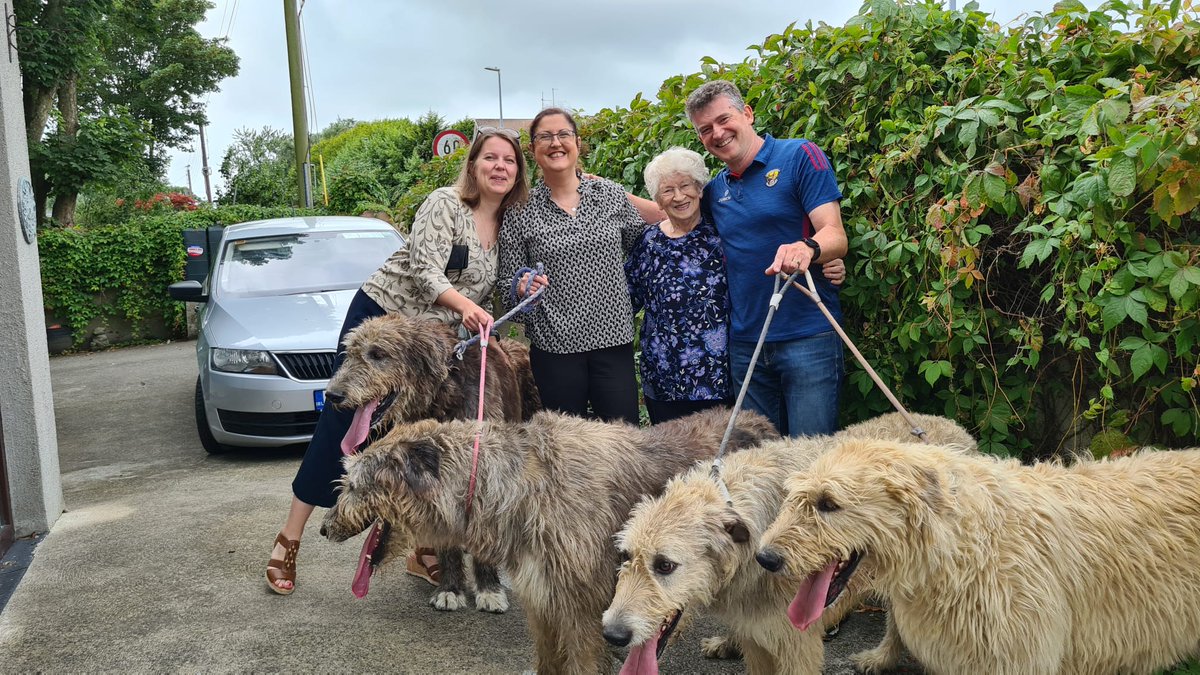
[{"xmin": 433, "ymin": 130, "xmax": 469, "ymax": 157}]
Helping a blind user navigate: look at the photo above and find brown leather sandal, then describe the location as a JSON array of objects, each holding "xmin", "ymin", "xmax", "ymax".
[
  {"xmin": 266, "ymin": 532, "xmax": 300, "ymax": 595},
  {"xmin": 405, "ymin": 546, "xmax": 441, "ymax": 586}
]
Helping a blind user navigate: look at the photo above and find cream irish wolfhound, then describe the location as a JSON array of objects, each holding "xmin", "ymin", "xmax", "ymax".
[
  {"xmin": 321, "ymin": 407, "xmax": 778, "ymax": 675},
  {"xmin": 602, "ymin": 413, "xmax": 975, "ymax": 675},
  {"xmin": 758, "ymin": 440, "xmax": 1200, "ymax": 675},
  {"xmin": 325, "ymin": 312, "xmax": 540, "ymax": 612}
]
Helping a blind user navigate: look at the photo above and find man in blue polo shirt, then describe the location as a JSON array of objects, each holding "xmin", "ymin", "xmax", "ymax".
[{"xmin": 687, "ymin": 80, "xmax": 848, "ymax": 437}]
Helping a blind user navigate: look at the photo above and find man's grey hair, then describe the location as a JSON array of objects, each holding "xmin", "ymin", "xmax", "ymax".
[
  {"xmin": 685, "ymin": 80, "xmax": 747, "ymax": 121},
  {"xmin": 643, "ymin": 147, "xmax": 710, "ymax": 201}
]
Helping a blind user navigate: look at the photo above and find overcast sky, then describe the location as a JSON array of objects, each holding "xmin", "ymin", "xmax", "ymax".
[{"xmin": 167, "ymin": 0, "xmax": 1078, "ymax": 196}]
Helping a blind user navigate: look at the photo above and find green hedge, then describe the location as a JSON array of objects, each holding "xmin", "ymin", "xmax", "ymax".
[
  {"xmin": 582, "ymin": 0, "xmax": 1200, "ymax": 458},
  {"xmin": 39, "ymin": 205, "xmax": 326, "ymax": 346}
]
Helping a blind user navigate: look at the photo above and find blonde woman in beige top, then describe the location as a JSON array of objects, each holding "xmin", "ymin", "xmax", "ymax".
[{"xmin": 267, "ymin": 127, "xmax": 539, "ymax": 596}]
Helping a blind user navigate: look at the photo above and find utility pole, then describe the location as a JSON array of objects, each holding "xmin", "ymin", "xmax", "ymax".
[
  {"xmin": 185, "ymin": 165, "xmax": 193, "ymax": 195},
  {"xmin": 283, "ymin": 0, "xmax": 312, "ymax": 207},
  {"xmin": 198, "ymin": 124, "xmax": 214, "ymax": 205}
]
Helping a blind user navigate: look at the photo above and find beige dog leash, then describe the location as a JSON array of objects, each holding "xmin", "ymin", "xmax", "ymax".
[{"xmin": 711, "ymin": 269, "xmax": 931, "ymax": 507}]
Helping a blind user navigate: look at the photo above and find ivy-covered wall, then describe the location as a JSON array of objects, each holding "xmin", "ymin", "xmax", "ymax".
[{"xmin": 38, "ymin": 205, "xmax": 326, "ymax": 349}]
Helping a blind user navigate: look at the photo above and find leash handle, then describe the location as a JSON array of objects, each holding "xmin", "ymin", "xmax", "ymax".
[
  {"xmin": 714, "ymin": 269, "xmax": 800, "ymax": 464},
  {"xmin": 455, "ymin": 263, "xmax": 546, "ymax": 360}
]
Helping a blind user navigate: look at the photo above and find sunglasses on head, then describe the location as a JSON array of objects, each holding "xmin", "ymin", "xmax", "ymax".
[{"xmin": 477, "ymin": 126, "xmax": 520, "ymax": 140}]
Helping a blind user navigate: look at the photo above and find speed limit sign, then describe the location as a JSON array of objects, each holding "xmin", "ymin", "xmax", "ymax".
[{"xmin": 433, "ymin": 130, "xmax": 470, "ymax": 157}]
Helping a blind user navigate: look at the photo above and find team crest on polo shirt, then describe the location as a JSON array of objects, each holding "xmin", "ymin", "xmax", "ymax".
[{"xmin": 765, "ymin": 169, "xmax": 780, "ymax": 187}]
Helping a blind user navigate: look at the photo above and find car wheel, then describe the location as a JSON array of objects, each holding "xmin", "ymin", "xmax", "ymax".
[{"xmin": 195, "ymin": 376, "xmax": 233, "ymax": 454}]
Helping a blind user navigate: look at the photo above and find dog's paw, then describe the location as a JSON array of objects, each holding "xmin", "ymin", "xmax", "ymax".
[
  {"xmin": 850, "ymin": 646, "xmax": 898, "ymax": 674},
  {"xmin": 474, "ymin": 588, "xmax": 509, "ymax": 613},
  {"xmin": 700, "ymin": 636, "xmax": 742, "ymax": 660},
  {"xmin": 429, "ymin": 590, "xmax": 469, "ymax": 611}
]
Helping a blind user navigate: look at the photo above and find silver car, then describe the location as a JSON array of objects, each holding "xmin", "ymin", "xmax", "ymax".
[{"xmin": 169, "ymin": 216, "xmax": 403, "ymax": 453}]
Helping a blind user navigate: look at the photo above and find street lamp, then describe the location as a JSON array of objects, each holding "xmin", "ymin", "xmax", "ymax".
[{"xmin": 484, "ymin": 66, "xmax": 504, "ymax": 128}]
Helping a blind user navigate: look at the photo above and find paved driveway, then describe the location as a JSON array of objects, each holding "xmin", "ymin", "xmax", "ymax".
[{"xmin": 0, "ymin": 341, "xmax": 906, "ymax": 673}]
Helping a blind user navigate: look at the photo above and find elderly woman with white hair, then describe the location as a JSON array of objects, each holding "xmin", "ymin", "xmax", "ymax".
[
  {"xmin": 626, "ymin": 147, "xmax": 843, "ymax": 424},
  {"xmin": 624, "ymin": 147, "xmax": 733, "ymax": 424}
]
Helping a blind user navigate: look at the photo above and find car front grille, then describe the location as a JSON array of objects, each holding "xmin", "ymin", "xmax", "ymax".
[
  {"xmin": 274, "ymin": 351, "xmax": 336, "ymax": 381},
  {"xmin": 216, "ymin": 409, "xmax": 321, "ymax": 438}
]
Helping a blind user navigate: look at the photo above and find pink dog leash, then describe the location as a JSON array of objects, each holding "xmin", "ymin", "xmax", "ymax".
[{"xmin": 463, "ymin": 316, "xmax": 493, "ymax": 522}]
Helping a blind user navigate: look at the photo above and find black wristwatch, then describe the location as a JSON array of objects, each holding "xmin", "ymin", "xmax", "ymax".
[{"xmin": 801, "ymin": 237, "xmax": 821, "ymax": 263}]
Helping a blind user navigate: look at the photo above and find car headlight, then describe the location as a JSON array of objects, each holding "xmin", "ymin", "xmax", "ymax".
[{"xmin": 212, "ymin": 348, "xmax": 279, "ymax": 375}]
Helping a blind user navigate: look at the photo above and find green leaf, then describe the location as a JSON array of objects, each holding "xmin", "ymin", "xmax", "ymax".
[
  {"xmin": 1020, "ymin": 238, "xmax": 1059, "ymax": 267},
  {"xmin": 1063, "ymin": 83, "xmax": 1102, "ymax": 104},
  {"xmin": 1098, "ymin": 98, "xmax": 1131, "ymax": 126},
  {"xmin": 984, "ymin": 172, "xmax": 1006, "ymax": 202},
  {"xmin": 1162, "ymin": 408, "xmax": 1195, "ymax": 437},
  {"xmin": 976, "ymin": 108, "xmax": 1001, "ymax": 127},
  {"xmin": 1101, "ymin": 294, "xmax": 1148, "ymax": 331},
  {"xmin": 1107, "ymin": 155, "xmax": 1136, "ymax": 197},
  {"xmin": 1130, "ymin": 345, "xmax": 1154, "ymax": 380},
  {"xmin": 957, "ymin": 120, "xmax": 980, "ymax": 146},
  {"xmin": 919, "ymin": 360, "xmax": 952, "ymax": 386}
]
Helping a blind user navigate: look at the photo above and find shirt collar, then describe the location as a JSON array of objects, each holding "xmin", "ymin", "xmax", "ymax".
[{"xmin": 726, "ymin": 134, "xmax": 774, "ymax": 180}]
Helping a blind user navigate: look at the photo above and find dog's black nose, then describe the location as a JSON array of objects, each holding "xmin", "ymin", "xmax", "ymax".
[
  {"xmin": 602, "ymin": 624, "xmax": 632, "ymax": 647},
  {"xmin": 324, "ymin": 390, "xmax": 345, "ymax": 406},
  {"xmin": 319, "ymin": 525, "xmax": 328, "ymax": 538},
  {"xmin": 756, "ymin": 548, "xmax": 785, "ymax": 573}
]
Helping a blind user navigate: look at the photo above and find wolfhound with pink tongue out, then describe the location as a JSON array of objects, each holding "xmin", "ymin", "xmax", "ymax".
[
  {"xmin": 324, "ymin": 312, "xmax": 540, "ymax": 611},
  {"xmin": 759, "ymin": 440, "xmax": 1200, "ymax": 675},
  {"xmin": 603, "ymin": 412, "xmax": 975, "ymax": 675}
]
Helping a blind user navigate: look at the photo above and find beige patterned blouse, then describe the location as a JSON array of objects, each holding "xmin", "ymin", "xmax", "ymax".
[{"xmin": 361, "ymin": 187, "xmax": 498, "ymax": 326}]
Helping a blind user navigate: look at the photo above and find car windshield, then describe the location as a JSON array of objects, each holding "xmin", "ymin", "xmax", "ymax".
[{"xmin": 216, "ymin": 230, "xmax": 401, "ymax": 298}]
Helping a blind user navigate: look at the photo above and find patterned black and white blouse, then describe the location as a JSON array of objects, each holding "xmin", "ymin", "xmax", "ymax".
[{"xmin": 499, "ymin": 175, "xmax": 646, "ymax": 354}]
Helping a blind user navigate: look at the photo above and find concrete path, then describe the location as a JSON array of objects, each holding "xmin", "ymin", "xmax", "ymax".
[{"xmin": 0, "ymin": 341, "xmax": 916, "ymax": 673}]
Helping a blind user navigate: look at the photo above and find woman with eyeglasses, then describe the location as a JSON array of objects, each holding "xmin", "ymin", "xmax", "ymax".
[
  {"xmin": 266, "ymin": 127, "xmax": 539, "ymax": 597},
  {"xmin": 499, "ymin": 107, "xmax": 655, "ymax": 424}
]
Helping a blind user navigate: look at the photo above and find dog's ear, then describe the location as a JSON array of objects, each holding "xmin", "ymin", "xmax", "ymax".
[
  {"xmin": 884, "ymin": 461, "xmax": 946, "ymax": 520},
  {"xmin": 346, "ymin": 448, "xmax": 403, "ymax": 494},
  {"xmin": 402, "ymin": 441, "xmax": 441, "ymax": 496},
  {"xmin": 722, "ymin": 511, "xmax": 751, "ymax": 544}
]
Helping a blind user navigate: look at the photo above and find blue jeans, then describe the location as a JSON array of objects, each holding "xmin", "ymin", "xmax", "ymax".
[{"xmin": 729, "ymin": 331, "xmax": 843, "ymax": 437}]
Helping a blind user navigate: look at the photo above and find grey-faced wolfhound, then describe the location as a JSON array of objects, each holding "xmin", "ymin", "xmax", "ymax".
[
  {"xmin": 603, "ymin": 413, "xmax": 975, "ymax": 675},
  {"xmin": 326, "ymin": 312, "xmax": 540, "ymax": 612},
  {"xmin": 758, "ymin": 440, "xmax": 1200, "ymax": 675},
  {"xmin": 321, "ymin": 407, "xmax": 779, "ymax": 675}
]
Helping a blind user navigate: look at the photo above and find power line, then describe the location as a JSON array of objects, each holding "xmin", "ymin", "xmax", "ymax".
[
  {"xmin": 217, "ymin": 0, "xmax": 230, "ymax": 39},
  {"xmin": 221, "ymin": 0, "xmax": 241, "ymax": 41}
]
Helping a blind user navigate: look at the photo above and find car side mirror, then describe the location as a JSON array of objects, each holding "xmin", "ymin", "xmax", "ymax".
[{"xmin": 168, "ymin": 280, "xmax": 208, "ymax": 303}]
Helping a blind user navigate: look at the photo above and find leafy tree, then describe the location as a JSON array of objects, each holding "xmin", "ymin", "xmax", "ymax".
[
  {"xmin": 14, "ymin": 0, "xmax": 112, "ymax": 224},
  {"xmin": 90, "ymin": 0, "xmax": 239, "ymax": 174},
  {"xmin": 217, "ymin": 127, "xmax": 295, "ymax": 207},
  {"xmin": 15, "ymin": 0, "xmax": 238, "ymax": 227}
]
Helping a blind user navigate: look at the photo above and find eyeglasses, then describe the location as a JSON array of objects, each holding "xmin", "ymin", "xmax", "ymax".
[
  {"xmin": 532, "ymin": 129, "xmax": 577, "ymax": 145},
  {"xmin": 658, "ymin": 183, "xmax": 701, "ymax": 199},
  {"xmin": 477, "ymin": 126, "xmax": 520, "ymax": 140}
]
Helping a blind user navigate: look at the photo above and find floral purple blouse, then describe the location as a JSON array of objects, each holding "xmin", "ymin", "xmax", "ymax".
[{"xmin": 625, "ymin": 216, "xmax": 732, "ymax": 403}]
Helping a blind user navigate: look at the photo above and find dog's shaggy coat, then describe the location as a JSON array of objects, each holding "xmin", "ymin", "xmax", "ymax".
[
  {"xmin": 325, "ymin": 312, "xmax": 540, "ymax": 611},
  {"xmin": 321, "ymin": 407, "xmax": 779, "ymax": 674},
  {"xmin": 603, "ymin": 413, "xmax": 975, "ymax": 675},
  {"xmin": 759, "ymin": 440, "xmax": 1200, "ymax": 675}
]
